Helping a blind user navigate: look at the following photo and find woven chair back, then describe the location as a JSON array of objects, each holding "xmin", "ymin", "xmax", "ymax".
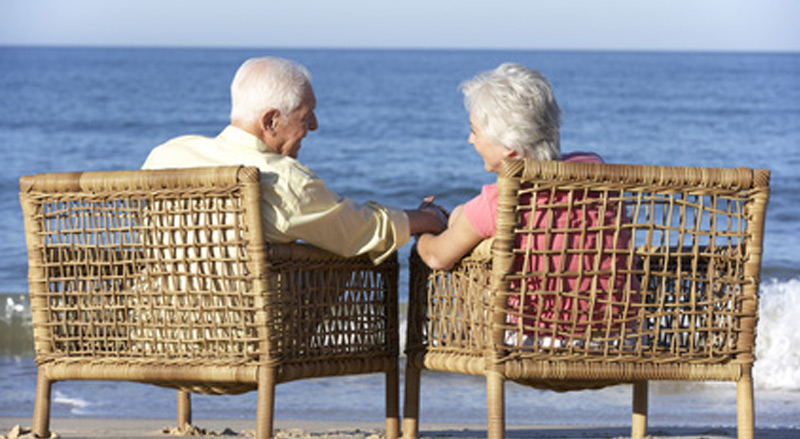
[
  {"xmin": 19, "ymin": 166, "xmax": 268, "ymax": 364},
  {"xmin": 415, "ymin": 159, "xmax": 770, "ymax": 374},
  {"xmin": 496, "ymin": 159, "xmax": 770, "ymax": 364}
]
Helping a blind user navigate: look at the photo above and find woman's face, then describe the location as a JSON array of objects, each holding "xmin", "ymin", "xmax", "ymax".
[{"xmin": 469, "ymin": 115, "xmax": 516, "ymax": 173}]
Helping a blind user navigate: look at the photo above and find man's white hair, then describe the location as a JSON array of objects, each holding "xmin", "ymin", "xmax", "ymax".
[
  {"xmin": 229, "ymin": 57, "xmax": 311, "ymax": 126},
  {"xmin": 462, "ymin": 63, "xmax": 561, "ymax": 161}
]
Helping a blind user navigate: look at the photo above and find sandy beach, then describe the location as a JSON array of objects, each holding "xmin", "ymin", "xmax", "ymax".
[
  {"xmin": 2, "ymin": 417, "xmax": 798, "ymax": 439},
  {"xmin": 2, "ymin": 47, "xmax": 800, "ymax": 439}
]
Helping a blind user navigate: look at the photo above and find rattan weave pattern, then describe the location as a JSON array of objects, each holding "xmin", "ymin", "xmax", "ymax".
[
  {"xmin": 403, "ymin": 159, "xmax": 770, "ymax": 439},
  {"xmin": 33, "ymin": 192, "xmax": 260, "ymax": 363},
  {"xmin": 19, "ymin": 166, "xmax": 400, "ymax": 439}
]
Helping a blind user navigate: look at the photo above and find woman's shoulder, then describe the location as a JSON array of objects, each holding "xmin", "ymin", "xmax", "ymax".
[{"xmin": 561, "ymin": 151, "xmax": 605, "ymax": 164}]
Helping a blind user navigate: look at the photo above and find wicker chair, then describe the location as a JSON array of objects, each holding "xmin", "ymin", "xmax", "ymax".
[
  {"xmin": 403, "ymin": 159, "xmax": 770, "ymax": 439},
  {"xmin": 19, "ymin": 166, "xmax": 400, "ymax": 439}
]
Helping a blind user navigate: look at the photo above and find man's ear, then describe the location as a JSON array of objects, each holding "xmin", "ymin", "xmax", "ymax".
[
  {"xmin": 503, "ymin": 147, "xmax": 519, "ymax": 158},
  {"xmin": 260, "ymin": 109, "xmax": 281, "ymax": 134}
]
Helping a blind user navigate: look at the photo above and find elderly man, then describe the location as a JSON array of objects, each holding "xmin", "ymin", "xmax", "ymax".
[{"xmin": 142, "ymin": 56, "xmax": 445, "ymax": 263}]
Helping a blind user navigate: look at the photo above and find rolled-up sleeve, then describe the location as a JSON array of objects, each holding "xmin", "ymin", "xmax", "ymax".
[
  {"xmin": 141, "ymin": 126, "xmax": 409, "ymax": 263},
  {"xmin": 263, "ymin": 168, "xmax": 410, "ymax": 265}
]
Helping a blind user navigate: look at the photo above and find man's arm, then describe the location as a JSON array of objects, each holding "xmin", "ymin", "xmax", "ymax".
[{"xmin": 272, "ymin": 176, "xmax": 450, "ymax": 264}]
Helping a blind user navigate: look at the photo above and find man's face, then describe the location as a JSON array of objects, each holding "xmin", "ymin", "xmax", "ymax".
[{"xmin": 272, "ymin": 85, "xmax": 318, "ymax": 158}]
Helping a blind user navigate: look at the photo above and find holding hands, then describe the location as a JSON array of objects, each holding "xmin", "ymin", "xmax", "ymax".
[
  {"xmin": 405, "ymin": 195, "xmax": 449, "ymax": 236},
  {"xmin": 418, "ymin": 195, "xmax": 450, "ymax": 227}
]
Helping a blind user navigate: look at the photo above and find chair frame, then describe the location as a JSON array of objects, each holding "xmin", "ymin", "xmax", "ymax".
[
  {"xmin": 403, "ymin": 158, "xmax": 770, "ymax": 439},
  {"xmin": 20, "ymin": 166, "xmax": 400, "ymax": 439}
]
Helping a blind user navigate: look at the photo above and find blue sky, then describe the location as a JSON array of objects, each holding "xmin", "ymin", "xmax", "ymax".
[{"xmin": 1, "ymin": 0, "xmax": 799, "ymax": 52}]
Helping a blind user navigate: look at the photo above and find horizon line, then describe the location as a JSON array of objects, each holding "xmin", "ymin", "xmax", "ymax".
[{"xmin": 2, "ymin": 42, "xmax": 798, "ymax": 55}]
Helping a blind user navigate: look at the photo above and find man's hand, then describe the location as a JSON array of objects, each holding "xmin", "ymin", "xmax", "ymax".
[
  {"xmin": 407, "ymin": 196, "xmax": 449, "ymax": 236},
  {"xmin": 418, "ymin": 195, "xmax": 449, "ymax": 226}
]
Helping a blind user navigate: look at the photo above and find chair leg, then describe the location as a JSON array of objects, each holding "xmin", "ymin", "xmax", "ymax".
[
  {"xmin": 256, "ymin": 366, "xmax": 277, "ymax": 439},
  {"xmin": 486, "ymin": 371, "xmax": 505, "ymax": 439},
  {"xmin": 402, "ymin": 363, "xmax": 422, "ymax": 439},
  {"xmin": 386, "ymin": 366, "xmax": 400, "ymax": 439},
  {"xmin": 737, "ymin": 369, "xmax": 755, "ymax": 439},
  {"xmin": 631, "ymin": 381, "xmax": 648, "ymax": 439},
  {"xmin": 33, "ymin": 368, "xmax": 52, "ymax": 439},
  {"xmin": 177, "ymin": 390, "xmax": 192, "ymax": 430}
]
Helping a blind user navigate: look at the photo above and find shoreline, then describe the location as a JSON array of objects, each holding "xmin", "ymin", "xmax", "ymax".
[{"xmin": 2, "ymin": 418, "xmax": 798, "ymax": 439}]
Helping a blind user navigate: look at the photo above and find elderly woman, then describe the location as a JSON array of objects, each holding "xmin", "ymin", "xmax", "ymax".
[
  {"xmin": 417, "ymin": 62, "xmax": 605, "ymax": 269},
  {"xmin": 416, "ymin": 63, "xmax": 636, "ymax": 339}
]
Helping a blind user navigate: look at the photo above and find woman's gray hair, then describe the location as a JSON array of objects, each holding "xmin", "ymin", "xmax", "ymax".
[
  {"xmin": 462, "ymin": 63, "xmax": 561, "ymax": 161},
  {"xmin": 229, "ymin": 57, "xmax": 311, "ymax": 126}
]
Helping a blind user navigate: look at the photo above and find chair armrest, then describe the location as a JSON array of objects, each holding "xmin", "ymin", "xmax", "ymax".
[
  {"xmin": 407, "ymin": 242, "xmax": 494, "ymax": 355},
  {"xmin": 462, "ymin": 238, "xmax": 494, "ymax": 263},
  {"xmin": 263, "ymin": 242, "xmax": 399, "ymax": 364},
  {"xmin": 265, "ymin": 242, "xmax": 375, "ymax": 264}
]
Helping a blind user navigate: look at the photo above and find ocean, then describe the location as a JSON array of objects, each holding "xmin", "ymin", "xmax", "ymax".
[{"xmin": 1, "ymin": 47, "xmax": 799, "ymax": 429}]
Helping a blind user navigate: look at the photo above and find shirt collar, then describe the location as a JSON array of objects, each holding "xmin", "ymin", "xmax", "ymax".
[{"xmin": 218, "ymin": 125, "xmax": 273, "ymax": 154}]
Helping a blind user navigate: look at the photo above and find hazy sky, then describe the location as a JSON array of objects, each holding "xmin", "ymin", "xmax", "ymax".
[{"xmin": 2, "ymin": 0, "xmax": 799, "ymax": 52}]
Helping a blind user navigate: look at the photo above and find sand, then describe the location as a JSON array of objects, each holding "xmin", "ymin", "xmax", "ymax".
[{"xmin": 2, "ymin": 417, "xmax": 798, "ymax": 439}]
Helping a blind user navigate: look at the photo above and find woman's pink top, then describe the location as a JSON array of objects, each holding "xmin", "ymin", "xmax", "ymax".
[{"xmin": 463, "ymin": 152, "xmax": 639, "ymax": 334}]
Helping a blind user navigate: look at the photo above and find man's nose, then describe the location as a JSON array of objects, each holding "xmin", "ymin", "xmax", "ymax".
[{"xmin": 308, "ymin": 114, "xmax": 318, "ymax": 131}]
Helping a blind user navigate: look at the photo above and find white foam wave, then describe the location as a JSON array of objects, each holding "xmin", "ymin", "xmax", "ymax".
[
  {"xmin": 753, "ymin": 278, "xmax": 800, "ymax": 390},
  {"xmin": 5, "ymin": 279, "xmax": 799, "ymax": 391},
  {"xmin": 2, "ymin": 295, "xmax": 28, "ymax": 320},
  {"xmin": 4, "ymin": 297, "xmax": 23, "ymax": 313},
  {"xmin": 399, "ymin": 278, "xmax": 800, "ymax": 391},
  {"xmin": 53, "ymin": 390, "xmax": 92, "ymax": 415}
]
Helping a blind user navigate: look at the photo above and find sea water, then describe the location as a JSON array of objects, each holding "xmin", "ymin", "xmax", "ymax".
[{"xmin": 1, "ymin": 47, "xmax": 799, "ymax": 428}]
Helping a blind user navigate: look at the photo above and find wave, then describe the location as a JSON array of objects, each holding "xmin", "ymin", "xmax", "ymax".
[
  {"xmin": 3, "ymin": 278, "xmax": 800, "ymax": 390},
  {"xmin": 753, "ymin": 278, "xmax": 800, "ymax": 390},
  {"xmin": 3, "ymin": 295, "xmax": 25, "ymax": 314},
  {"xmin": 53, "ymin": 390, "xmax": 93, "ymax": 415}
]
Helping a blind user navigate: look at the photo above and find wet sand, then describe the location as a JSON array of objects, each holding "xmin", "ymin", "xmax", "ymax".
[{"xmin": 2, "ymin": 417, "xmax": 798, "ymax": 439}]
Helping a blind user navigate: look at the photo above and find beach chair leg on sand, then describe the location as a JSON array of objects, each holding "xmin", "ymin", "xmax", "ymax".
[
  {"xmin": 738, "ymin": 369, "xmax": 755, "ymax": 439},
  {"xmin": 632, "ymin": 381, "xmax": 648, "ymax": 439},
  {"xmin": 486, "ymin": 371, "xmax": 506, "ymax": 439},
  {"xmin": 401, "ymin": 364, "xmax": 421, "ymax": 439},
  {"xmin": 256, "ymin": 366, "xmax": 277, "ymax": 439},
  {"xmin": 386, "ymin": 366, "xmax": 401, "ymax": 439},
  {"xmin": 177, "ymin": 390, "xmax": 192, "ymax": 430},
  {"xmin": 33, "ymin": 368, "xmax": 52, "ymax": 438}
]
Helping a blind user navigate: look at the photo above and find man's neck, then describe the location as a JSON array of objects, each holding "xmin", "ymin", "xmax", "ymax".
[{"xmin": 230, "ymin": 120, "xmax": 278, "ymax": 154}]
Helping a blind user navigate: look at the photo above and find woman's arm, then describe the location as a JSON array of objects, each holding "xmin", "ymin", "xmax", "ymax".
[
  {"xmin": 447, "ymin": 204, "xmax": 464, "ymax": 228},
  {"xmin": 416, "ymin": 209, "xmax": 483, "ymax": 270}
]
